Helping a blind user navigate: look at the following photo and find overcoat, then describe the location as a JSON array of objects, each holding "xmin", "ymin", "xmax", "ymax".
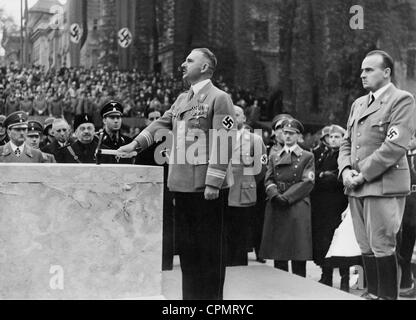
[{"xmin": 260, "ymin": 144, "xmax": 315, "ymax": 260}]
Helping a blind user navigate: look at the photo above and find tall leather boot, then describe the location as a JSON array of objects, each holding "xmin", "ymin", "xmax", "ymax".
[
  {"xmin": 339, "ymin": 267, "xmax": 350, "ymax": 292},
  {"xmin": 376, "ymin": 254, "xmax": 398, "ymax": 300},
  {"xmin": 361, "ymin": 254, "xmax": 378, "ymax": 299},
  {"xmin": 319, "ymin": 266, "xmax": 333, "ymax": 286}
]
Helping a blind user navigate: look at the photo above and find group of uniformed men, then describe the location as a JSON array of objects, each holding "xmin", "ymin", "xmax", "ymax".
[
  {"xmin": 0, "ymin": 100, "xmax": 133, "ymax": 165},
  {"xmin": 1, "ymin": 48, "xmax": 416, "ymax": 301}
]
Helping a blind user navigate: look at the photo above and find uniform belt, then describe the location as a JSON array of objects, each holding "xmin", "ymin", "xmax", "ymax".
[{"xmin": 411, "ymin": 185, "xmax": 416, "ymax": 193}]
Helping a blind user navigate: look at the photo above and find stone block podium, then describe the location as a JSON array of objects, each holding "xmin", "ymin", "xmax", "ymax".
[{"xmin": 0, "ymin": 163, "xmax": 163, "ymax": 300}]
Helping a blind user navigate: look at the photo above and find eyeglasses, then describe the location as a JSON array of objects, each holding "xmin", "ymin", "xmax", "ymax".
[{"xmin": 149, "ymin": 117, "xmax": 160, "ymax": 121}]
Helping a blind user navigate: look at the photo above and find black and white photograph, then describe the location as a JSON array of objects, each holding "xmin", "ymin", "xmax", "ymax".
[{"xmin": 0, "ymin": 0, "xmax": 415, "ymax": 310}]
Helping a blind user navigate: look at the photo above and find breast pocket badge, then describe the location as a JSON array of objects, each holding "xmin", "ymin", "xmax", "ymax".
[{"xmin": 191, "ymin": 104, "xmax": 209, "ymax": 119}]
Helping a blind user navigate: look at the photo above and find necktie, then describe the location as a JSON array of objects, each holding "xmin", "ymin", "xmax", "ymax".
[
  {"xmin": 15, "ymin": 147, "xmax": 21, "ymax": 157},
  {"xmin": 368, "ymin": 94, "xmax": 375, "ymax": 107},
  {"xmin": 187, "ymin": 88, "xmax": 194, "ymax": 102}
]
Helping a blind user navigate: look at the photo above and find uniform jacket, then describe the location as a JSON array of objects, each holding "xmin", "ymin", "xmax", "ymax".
[
  {"xmin": 96, "ymin": 130, "xmax": 133, "ymax": 164},
  {"xmin": 55, "ymin": 139, "xmax": 98, "ymax": 164},
  {"xmin": 135, "ymin": 81, "xmax": 236, "ymax": 192},
  {"xmin": 0, "ymin": 142, "xmax": 50, "ymax": 163},
  {"xmin": 260, "ymin": 144, "xmax": 315, "ymax": 260},
  {"xmin": 338, "ymin": 84, "xmax": 416, "ymax": 197},
  {"xmin": 228, "ymin": 130, "xmax": 266, "ymax": 207}
]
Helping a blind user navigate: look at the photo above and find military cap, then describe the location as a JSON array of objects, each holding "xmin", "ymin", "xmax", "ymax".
[
  {"xmin": 74, "ymin": 114, "xmax": 94, "ymax": 131},
  {"xmin": 272, "ymin": 113, "xmax": 293, "ymax": 130},
  {"xmin": 320, "ymin": 125, "xmax": 331, "ymax": 140},
  {"xmin": 282, "ymin": 118, "xmax": 304, "ymax": 134},
  {"xmin": 43, "ymin": 117, "xmax": 56, "ymax": 135},
  {"xmin": 27, "ymin": 120, "xmax": 43, "ymax": 136},
  {"xmin": 0, "ymin": 115, "xmax": 6, "ymax": 126},
  {"xmin": 100, "ymin": 100, "xmax": 123, "ymax": 118},
  {"xmin": 329, "ymin": 124, "xmax": 346, "ymax": 136},
  {"xmin": 3, "ymin": 111, "xmax": 28, "ymax": 129}
]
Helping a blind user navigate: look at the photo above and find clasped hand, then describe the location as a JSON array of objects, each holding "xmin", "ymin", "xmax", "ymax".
[{"xmin": 342, "ymin": 169, "xmax": 365, "ymax": 190}]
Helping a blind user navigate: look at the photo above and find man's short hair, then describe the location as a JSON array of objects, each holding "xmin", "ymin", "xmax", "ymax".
[
  {"xmin": 52, "ymin": 118, "xmax": 69, "ymax": 130},
  {"xmin": 366, "ymin": 50, "xmax": 394, "ymax": 78},
  {"xmin": 193, "ymin": 48, "xmax": 217, "ymax": 73}
]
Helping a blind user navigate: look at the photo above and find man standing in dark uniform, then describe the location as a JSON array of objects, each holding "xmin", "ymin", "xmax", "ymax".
[
  {"xmin": 0, "ymin": 115, "xmax": 9, "ymax": 146},
  {"xmin": 311, "ymin": 125, "xmax": 349, "ymax": 290},
  {"xmin": 96, "ymin": 100, "xmax": 132, "ymax": 164},
  {"xmin": 118, "ymin": 48, "xmax": 236, "ymax": 300},
  {"xmin": 56, "ymin": 114, "xmax": 98, "ymax": 164},
  {"xmin": 397, "ymin": 135, "xmax": 416, "ymax": 298},
  {"xmin": 312, "ymin": 125, "xmax": 330, "ymax": 160}
]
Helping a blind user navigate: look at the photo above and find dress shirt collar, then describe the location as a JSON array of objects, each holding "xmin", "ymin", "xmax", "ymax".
[
  {"xmin": 10, "ymin": 141, "xmax": 24, "ymax": 152},
  {"xmin": 284, "ymin": 144, "xmax": 298, "ymax": 154},
  {"xmin": 191, "ymin": 79, "xmax": 211, "ymax": 96},
  {"xmin": 371, "ymin": 82, "xmax": 392, "ymax": 101}
]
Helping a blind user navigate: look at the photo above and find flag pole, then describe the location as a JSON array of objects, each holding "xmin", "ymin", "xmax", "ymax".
[{"xmin": 20, "ymin": 0, "xmax": 24, "ymax": 66}]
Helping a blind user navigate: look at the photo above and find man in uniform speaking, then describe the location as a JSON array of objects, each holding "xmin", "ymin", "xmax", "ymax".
[{"xmin": 118, "ymin": 48, "xmax": 236, "ymax": 300}]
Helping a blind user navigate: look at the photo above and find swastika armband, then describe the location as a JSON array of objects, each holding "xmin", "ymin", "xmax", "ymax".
[
  {"xmin": 387, "ymin": 126, "xmax": 400, "ymax": 141},
  {"xmin": 222, "ymin": 116, "xmax": 234, "ymax": 129}
]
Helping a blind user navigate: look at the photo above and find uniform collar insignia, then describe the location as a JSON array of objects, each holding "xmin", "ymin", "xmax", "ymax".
[{"xmin": 24, "ymin": 145, "xmax": 33, "ymax": 157}]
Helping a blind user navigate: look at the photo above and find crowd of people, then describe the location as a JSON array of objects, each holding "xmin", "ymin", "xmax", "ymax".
[
  {"xmin": 0, "ymin": 64, "xmax": 264, "ymax": 137},
  {"xmin": 1, "ymin": 48, "xmax": 415, "ymax": 301}
]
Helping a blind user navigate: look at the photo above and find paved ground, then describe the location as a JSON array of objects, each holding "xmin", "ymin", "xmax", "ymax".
[{"xmin": 162, "ymin": 253, "xmax": 416, "ymax": 300}]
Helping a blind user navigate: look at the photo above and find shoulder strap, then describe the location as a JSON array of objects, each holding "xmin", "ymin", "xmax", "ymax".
[{"xmin": 67, "ymin": 146, "xmax": 82, "ymax": 164}]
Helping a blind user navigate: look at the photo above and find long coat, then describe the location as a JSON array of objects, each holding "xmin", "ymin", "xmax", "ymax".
[
  {"xmin": 260, "ymin": 144, "xmax": 315, "ymax": 261},
  {"xmin": 310, "ymin": 146, "xmax": 348, "ymax": 265}
]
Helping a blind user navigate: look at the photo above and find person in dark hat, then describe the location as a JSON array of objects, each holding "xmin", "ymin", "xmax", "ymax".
[
  {"xmin": 268, "ymin": 113, "xmax": 294, "ymax": 156},
  {"xmin": 96, "ymin": 100, "xmax": 133, "ymax": 164},
  {"xmin": 39, "ymin": 117, "xmax": 56, "ymax": 149},
  {"xmin": 55, "ymin": 114, "xmax": 98, "ymax": 163},
  {"xmin": 260, "ymin": 118, "xmax": 315, "ymax": 278},
  {"xmin": 26, "ymin": 120, "xmax": 56, "ymax": 163},
  {"xmin": 312, "ymin": 125, "xmax": 331, "ymax": 160},
  {"xmin": 0, "ymin": 111, "xmax": 49, "ymax": 163},
  {"xmin": 0, "ymin": 115, "xmax": 9, "ymax": 146}
]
